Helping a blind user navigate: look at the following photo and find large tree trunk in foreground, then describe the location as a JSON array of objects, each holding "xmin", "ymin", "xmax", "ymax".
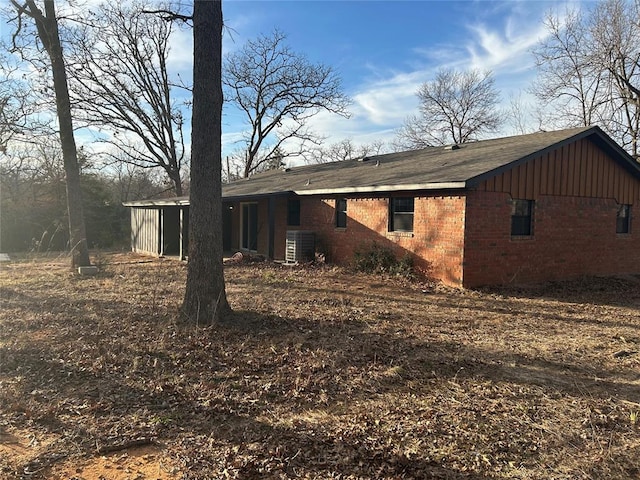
[
  {"xmin": 182, "ymin": 0, "xmax": 230, "ymax": 324},
  {"xmin": 16, "ymin": 0, "xmax": 91, "ymax": 267}
]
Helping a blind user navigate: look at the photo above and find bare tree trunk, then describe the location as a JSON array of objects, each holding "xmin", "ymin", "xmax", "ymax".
[
  {"xmin": 15, "ymin": 0, "xmax": 90, "ymax": 267},
  {"xmin": 168, "ymin": 167, "xmax": 183, "ymax": 197},
  {"xmin": 182, "ymin": 0, "xmax": 230, "ymax": 324}
]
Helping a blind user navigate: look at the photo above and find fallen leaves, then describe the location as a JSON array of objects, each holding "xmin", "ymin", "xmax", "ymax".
[{"xmin": 1, "ymin": 253, "xmax": 639, "ymax": 479}]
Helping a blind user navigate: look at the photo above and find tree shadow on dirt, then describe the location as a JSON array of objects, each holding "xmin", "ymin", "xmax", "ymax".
[
  {"xmin": 0, "ymin": 336, "xmax": 489, "ymax": 479},
  {"xmin": 478, "ymin": 275, "xmax": 640, "ymax": 309},
  {"xmin": 224, "ymin": 308, "xmax": 639, "ymax": 403},
  {"xmin": 2, "ymin": 276, "xmax": 638, "ymax": 478}
]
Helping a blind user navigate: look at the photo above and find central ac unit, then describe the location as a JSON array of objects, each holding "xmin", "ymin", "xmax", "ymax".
[{"xmin": 285, "ymin": 230, "xmax": 315, "ymax": 263}]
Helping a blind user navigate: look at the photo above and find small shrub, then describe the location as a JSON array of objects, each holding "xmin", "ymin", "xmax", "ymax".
[{"xmin": 352, "ymin": 242, "xmax": 414, "ymax": 278}]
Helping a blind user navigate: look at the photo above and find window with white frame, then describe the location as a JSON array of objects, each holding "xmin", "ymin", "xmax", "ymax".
[{"xmin": 389, "ymin": 197, "xmax": 414, "ymax": 232}]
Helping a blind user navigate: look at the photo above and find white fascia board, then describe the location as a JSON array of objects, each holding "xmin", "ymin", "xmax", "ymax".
[
  {"xmin": 123, "ymin": 199, "xmax": 189, "ymax": 207},
  {"xmin": 294, "ymin": 182, "xmax": 467, "ymax": 196}
]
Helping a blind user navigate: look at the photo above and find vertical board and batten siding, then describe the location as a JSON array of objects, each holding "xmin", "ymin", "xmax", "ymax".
[
  {"xmin": 131, "ymin": 207, "xmax": 160, "ymax": 255},
  {"xmin": 478, "ymin": 138, "xmax": 639, "ymax": 204}
]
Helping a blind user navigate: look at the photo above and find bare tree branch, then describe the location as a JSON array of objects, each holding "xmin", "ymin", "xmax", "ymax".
[
  {"xmin": 395, "ymin": 68, "xmax": 501, "ymax": 149},
  {"xmin": 141, "ymin": 8, "xmax": 192, "ymax": 24},
  {"xmin": 223, "ymin": 29, "xmax": 351, "ymax": 177},
  {"xmin": 532, "ymin": 0, "xmax": 640, "ymax": 159},
  {"xmin": 67, "ymin": 1, "xmax": 187, "ymax": 195},
  {"xmin": 306, "ymin": 138, "xmax": 388, "ymax": 164}
]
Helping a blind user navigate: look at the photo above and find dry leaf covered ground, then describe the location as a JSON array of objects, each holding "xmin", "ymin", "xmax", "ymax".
[{"xmin": 0, "ymin": 252, "xmax": 639, "ymax": 479}]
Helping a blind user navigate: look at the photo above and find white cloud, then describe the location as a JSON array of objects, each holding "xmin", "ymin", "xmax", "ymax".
[
  {"xmin": 304, "ymin": 6, "xmax": 548, "ymax": 153},
  {"xmin": 166, "ymin": 26, "xmax": 193, "ymax": 77},
  {"xmin": 353, "ymin": 75, "xmax": 421, "ymax": 126},
  {"xmin": 465, "ymin": 20, "xmax": 548, "ymax": 74},
  {"xmin": 217, "ymin": 1, "xmax": 589, "ymax": 162}
]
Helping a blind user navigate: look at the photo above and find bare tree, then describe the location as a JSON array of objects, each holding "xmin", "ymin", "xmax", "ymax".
[
  {"xmin": 505, "ymin": 92, "xmax": 543, "ymax": 136},
  {"xmin": 0, "ymin": 59, "xmax": 32, "ymax": 153},
  {"xmin": 9, "ymin": 0, "xmax": 90, "ymax": 267},
  {"xmin": 1, "ymin": 141, "xmax": 65, "ymax": 252},
  {"xmin": 396, "ymin": 68, "xmax": 501, "ymax": 149},
  {"xmin": 307, "ymin": 138, "xmax": 387, "ymax": 164},
  {"xmin": 532, "ymin": 0, "xmax": 639, "ymax": 159},
  {"xmin": 223, "ymin": 30, "xmax": 350, "ymax": 177},
  {"xmin": 531, "ymin": 9, "xmax": 612, "ymax": 129},
  {"xmin": 590, "ymin": 0, "xmax": 640, "ymax": 158},
  {"xmin": 67, "ymin": 0, "xmax": 187, "ymax": 195},
  {"xmin": 108, "ymin": 159, "xmax": 168, "ymax": 202},
  {"xmin": 182, "ymin": 0, "xmax": 230, "ymax": 324}
]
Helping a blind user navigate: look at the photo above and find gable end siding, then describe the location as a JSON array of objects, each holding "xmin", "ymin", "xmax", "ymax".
[{"xmin": 476, "ymin": 138, "xmax": 639, "ymax": 203}]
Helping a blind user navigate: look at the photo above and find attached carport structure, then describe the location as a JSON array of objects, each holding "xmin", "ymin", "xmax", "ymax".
[{"xmin": 124, "ymin": 192, "xmax": 290, "ymax": 260}]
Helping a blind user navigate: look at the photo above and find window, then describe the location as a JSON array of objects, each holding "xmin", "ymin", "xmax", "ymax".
[
  {"xmin": 287, "ymin": 199, "xmax": 300, "ymax": 226},
  {"xmin": 511, "ymin": 199, "xmax": 533, "ymax": 236},
  {"xmin": 389, "ymin": 197, "xmax": 414, "ymax": 232},
  {"xmin": 336, "ymin": 198, "xmax": 347, "ymax": 228},
  {"xmin": 616, "ymin": 204, "xmax": 631, "ymax": 234}
]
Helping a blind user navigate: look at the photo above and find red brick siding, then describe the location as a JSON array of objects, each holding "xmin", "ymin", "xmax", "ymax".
[
  {"xmin": 279, "ymin": 195, "xmax": 466, "ymax": 286},
  {"xmin": 463, "ymin": 190, "xmax": 640, "ymax": 287}
]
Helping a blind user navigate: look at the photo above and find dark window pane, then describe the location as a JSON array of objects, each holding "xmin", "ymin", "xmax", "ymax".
[
  {"xmin": 242, "ymin": 203, "xmax": 258, "ymax": 250},
  {"xmin": 511, "ymin": 199, "xmax": 531, "ymax": 216},
  {"xmin": 616, "ymin": 204, "xmax": 630, "ymax": 234},
  {"xmin": 287, "ymin": 199, "xmax": 300, "ymax": 226},
  {"xmin": 393, "ymin": 213, "xmax": 414, "ymax": 232},
  {"xmin": 389, "ymin": 197, "xmax": 414, "ymax": 232},
  {"xmin": 511, "ymin": 216, "xmax": 531, "ymax": 236},
  {"xmin": 393, "ymin": 197, "xmax": 414, "ymax": 213},
  {"xmin": 511, "ymin": 199, "xmax": 533, "ymax": 236},
  {"xmin": 336, "ymin": 198, "xmax": 347, "ymax": 228}
]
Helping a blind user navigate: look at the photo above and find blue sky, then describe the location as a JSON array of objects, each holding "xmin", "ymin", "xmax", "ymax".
[
  {"xmin": 3, "ymin": 0, "xmax": 577, "ymax": 164},
  {"xmin": 192, "ymin": 0, "xmax": 572, "ymax": 163}
]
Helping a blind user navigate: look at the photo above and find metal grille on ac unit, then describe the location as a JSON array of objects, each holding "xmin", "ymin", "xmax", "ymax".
[{"xmin": 285, "ymin": 230, "xmax": 315, "ymax": 263}]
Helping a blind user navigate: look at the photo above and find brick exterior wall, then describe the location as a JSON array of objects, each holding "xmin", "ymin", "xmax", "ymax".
[
  {"xmin": 285, "ymin": 195, "xmax": 466, "ymax": 286},
  {"xmin": 224, "ymin": 188, "xmax": 638, "ymax": 289},
  {"xmin": 463, "ymin": 190, "xmax": 640, "ymax": 287}
]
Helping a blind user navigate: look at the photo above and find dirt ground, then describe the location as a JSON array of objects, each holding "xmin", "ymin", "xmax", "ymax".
[{"xmin": 0, "ymin": 252, "xmax": 639, "ymax": 479}]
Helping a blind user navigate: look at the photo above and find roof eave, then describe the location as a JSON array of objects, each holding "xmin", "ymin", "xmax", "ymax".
[
  {"xmin": 222, "ymin": 191, "xmax": 291, "ymax": 202},
  {"xmin": 123, "ymin": 198, "xmax": 189, "ymax": 207},
  {"xmin": 294, "ymin": 182, "xmax": 467, "ymax": 196},
  {"xmin": 588, "ymin": 127, "xmax": 640, "ymax": 178}
]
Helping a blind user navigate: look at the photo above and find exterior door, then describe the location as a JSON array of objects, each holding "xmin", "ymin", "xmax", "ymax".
[{"xmin": 241, "ymin": 203, "xmax": 258, "ymax": 251}]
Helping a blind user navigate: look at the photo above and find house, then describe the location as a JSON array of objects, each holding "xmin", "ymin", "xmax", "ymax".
[{"xmin": 124, "ymin": 126, "xmax": 640, "ymax": 287}]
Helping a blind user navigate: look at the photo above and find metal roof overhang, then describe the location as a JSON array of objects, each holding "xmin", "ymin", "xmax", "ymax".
[{"xmin": 123, "ymin": 198, "xmax": 189, "ymax": 207}]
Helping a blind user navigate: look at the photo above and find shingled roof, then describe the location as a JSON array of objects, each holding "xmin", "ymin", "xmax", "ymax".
[{"xmin": 124, "ymin": 126, "xmax": 640, "ymax": 206}]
